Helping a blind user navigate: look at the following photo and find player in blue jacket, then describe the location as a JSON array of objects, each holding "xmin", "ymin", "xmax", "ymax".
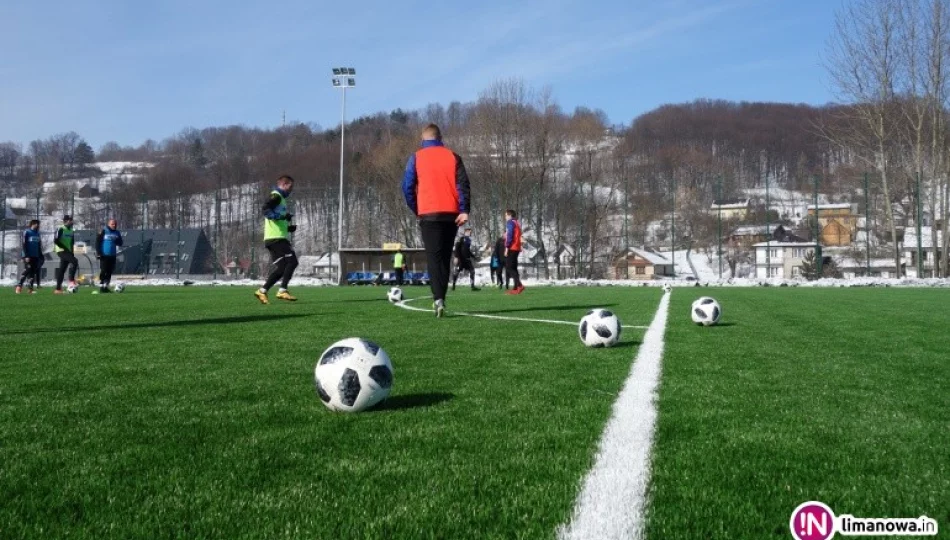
[
  {"xmin": 15, "ymin": 220, "xmax": 42, "ymax": 294},
  {"xmin": 96, "ymin": 219, "xmax": 123, "ymax": 293}
]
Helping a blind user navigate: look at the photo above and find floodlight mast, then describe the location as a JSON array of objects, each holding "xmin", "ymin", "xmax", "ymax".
[{"xmin": 331, "ymin": 67, "xmax": 355, "ymax": 283}]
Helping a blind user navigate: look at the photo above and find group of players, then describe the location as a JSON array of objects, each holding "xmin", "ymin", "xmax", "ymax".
[
  {"xmin": 14, "ymin": 215, "xmax": 124, "ymax": 295},
  {"xmin": 448, "ymin": 217, "xmax": 524, "ymax": 293},
  {"xmin": 14, "ymin": 123, "xmax": 518, "ymax": 314},
  {"xmin": 252, "ymin": 123, "xmax": 524, "ymax": 317}
]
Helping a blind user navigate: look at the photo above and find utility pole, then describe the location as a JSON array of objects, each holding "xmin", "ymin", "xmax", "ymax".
[
  {"xmin": 717, "ymin": 176, "xmax": 723, "ymax": 279},
  {"xmin": 814, "ymin": 175, "xmax": 822, "ymax": 276},
  {"xmin": 766, "ymin": 170, "xmax": 771, "ymax": 278},
  {"xmin": 0, "ymin": 193, "xmax": 5, "ymax": 279},
  {"xmin": 140, "ymin": 194, "xmax": 147, "ymax": 276},
  {"xmin": 671, "ymin": 174, "xmax": 676, "ymax": 277},
  {"xmin": 176, "ymin": 192, "xmax": 182, "ymax": 280},
  {"xmin": 916, "ymin": 171, "xmax": 923, "ymax": 277},
  {"xmin": 864, "ymin": 172, "xmax": 870, "ymax": 276}
]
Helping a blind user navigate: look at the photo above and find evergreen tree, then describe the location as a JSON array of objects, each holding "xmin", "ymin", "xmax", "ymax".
[{"xmin": 74, "ymin": 141, "xmax": 95, "ymax": 172}]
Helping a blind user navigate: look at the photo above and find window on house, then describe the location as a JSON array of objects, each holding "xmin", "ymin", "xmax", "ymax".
[
  {"xmin": 768, "ymin": 267, "xmax": 780, "ymax": 278},
  {"xmin": 636, "ymin": 266, "xmax": 645, "ymax": 275}
]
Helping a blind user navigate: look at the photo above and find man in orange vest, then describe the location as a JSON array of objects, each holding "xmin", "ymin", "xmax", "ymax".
[
  {"xmin": 402, "ymin": 124, "xmax": 471, "ymax": 317},
  {"xmin": 504, "ymin": 209, "xmax": 524, "ymax": 294}
]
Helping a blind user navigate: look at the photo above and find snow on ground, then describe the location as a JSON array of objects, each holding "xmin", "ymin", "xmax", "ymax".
[{"xmin": 3, "ymin": 274, "xmax": 947, "ymax": 289}]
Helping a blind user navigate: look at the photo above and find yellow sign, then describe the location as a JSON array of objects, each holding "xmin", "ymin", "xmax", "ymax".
[{"xmin": 383, "ymin": 243, "xmax": 402, "ymax": 251}]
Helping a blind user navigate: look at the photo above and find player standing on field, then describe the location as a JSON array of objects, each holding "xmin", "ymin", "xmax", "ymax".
[
  {"xmin": 451, "ymin": 227, "xmax": 479, "ymax": 291},
  {"xmin": 255, "ymin": 175, "xmax": 299, "ymax": 304},
  {"xmin": 504, "ymin": 209, "xmax": 524, "ymax": 295},
  {"xmin": 96, "ymin": 218, "xmax": 123, "ymax": 293},
  {"xmin": 53, "ymin": 215, "xmax": 79, "ymax": 294},
  {"xmin": 491, "ymin": 236, "xmax": 505, "ymax": 289},
  {"xmin": 402, "ymin": 124, "xmax": 471, "ymax": 318},
  {"xmin": 15, "ymin": 220, "xmax": 42, "ymax": 294}
]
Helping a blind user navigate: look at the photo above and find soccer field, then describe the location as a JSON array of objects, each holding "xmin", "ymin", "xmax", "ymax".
[{"xmin": 1, "ymin": 285, "xmax": 947, "ymax": 539}]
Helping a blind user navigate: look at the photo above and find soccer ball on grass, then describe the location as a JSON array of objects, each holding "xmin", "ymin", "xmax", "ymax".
[
  {"xmin": 691, "ymin": 297, "xmax": 722, "ymax": 326},
  {"xmin": 114, "ymin": 283, "xmax": 125, "ymax": 293},
  {"xmin": 315, "ymin": 338, "xmax": 394, "ymax": 412},
  {"xmin": 66, "ymin": 284, "xmax": 78, "ymax": 294},
  {"xmin": 387, "ymin": 287, "xmax": 403, "ymax": 303},
  {"xmin": 578, "ymin": 309, "xmax": 621, "ymax": 348}
]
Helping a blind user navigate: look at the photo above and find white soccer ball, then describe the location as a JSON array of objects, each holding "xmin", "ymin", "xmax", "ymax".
[
  {"xmin": 691, "ymin": 297, "xmax": 722, "ymax": 326},
  {"xmin": 315, "ymin": 338, "xmax": 394, "ymax": 412},
  {"xmin": 66, "ymin": 284, "xmax": 78, "ymax": 294},
  {"xmin": 579, "ymin": 308, "xmax": 622, "ymax": 348},
  {"xmin": 114, "ymin": 283, "xmax": 125, "ymax": 293},
  {"xmin": 387, "ymin": 287, "xmax": 403, "ymax": 303},
  {"xmin": 662, "ymin": 283, "xmax": 672, "ymax": 294}
]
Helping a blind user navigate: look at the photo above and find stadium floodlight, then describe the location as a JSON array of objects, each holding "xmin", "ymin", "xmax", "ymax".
[{"xmin": 331, "ymin": 67, "xmax": 356, "ymax": 283}]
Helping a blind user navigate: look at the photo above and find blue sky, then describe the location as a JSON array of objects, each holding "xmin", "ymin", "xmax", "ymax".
[{"xmin": 1, "ymin": 0, "xmax": 839, "ymax": 149}]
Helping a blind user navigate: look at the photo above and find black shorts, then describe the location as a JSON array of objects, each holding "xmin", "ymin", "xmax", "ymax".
[{"xmin": 265, "ymin": 239, "xmax": 295, "ymax": 260}]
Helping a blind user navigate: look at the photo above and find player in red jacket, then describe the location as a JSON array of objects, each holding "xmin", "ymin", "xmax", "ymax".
[
  {"xmin": 504, "ymin": 209, "xmax": 524, "ymax": 294},
  {"xmin": 402, "ymin": 124, "xmax": 471, "ymax": 317}
]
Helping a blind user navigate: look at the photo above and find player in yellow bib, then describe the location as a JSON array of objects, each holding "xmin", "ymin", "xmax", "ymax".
[{"xmin": 254, "ymin": 175, "xmax": 299, "ymax": 304}]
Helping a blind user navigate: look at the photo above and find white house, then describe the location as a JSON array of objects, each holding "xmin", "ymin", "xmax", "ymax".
[
  {"xmin": 709, "ymin": 198, "xmax": 750, "ymax": 220},
  {"xmin": 837, "ymin": 257, "xmax": 900, "ymax": 279},
  {"xmin": 753, "ymin": 242, "xmax": 816, "ymax": 279},
  {"xmin": 902, "ymin": 227, "xmax": 944, "ymax": 278}
]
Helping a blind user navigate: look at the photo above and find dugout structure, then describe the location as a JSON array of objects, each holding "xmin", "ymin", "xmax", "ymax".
[{"xmin": 339, "ymin": 247, "xmax": 426, "ymax": 285}]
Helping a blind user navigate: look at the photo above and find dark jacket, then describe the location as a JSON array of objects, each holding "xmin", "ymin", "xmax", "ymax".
[{"xmin": 491, "ymin": 238, "xmax": 505, "ymax": 268}]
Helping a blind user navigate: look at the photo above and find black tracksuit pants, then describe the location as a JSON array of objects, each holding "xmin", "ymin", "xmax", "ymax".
[
  {"xmin": 56, "ymin": 252, "xmax": 79, "ymax": 289},
  {"xmin": 420, "ymin": 220, "xmax": 458, "ymax": 303},
  {"xmin": 99, "ymin": 256, "xmax": 117, "ymax": 286},
  {"xmin": 263, "ymin": 239, "xmax": 298, "ymax": 291},
  {"xmin": 506, "ymin": 250, "xmax": 522, "ymax": 288}
]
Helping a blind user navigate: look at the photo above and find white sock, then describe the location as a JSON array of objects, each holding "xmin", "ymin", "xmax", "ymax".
[
  {"xmin": 258, "ymin": 287, "xmax": 267, "ymax": 294},
  {"xmin": 278, "ymin": 288, "xmax": 287, "ymax": 294}
]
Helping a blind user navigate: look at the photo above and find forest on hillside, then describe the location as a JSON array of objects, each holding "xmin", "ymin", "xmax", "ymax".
[{"xmin": 4, "ymin": 0, "xmax": 950, "ymax": 278}]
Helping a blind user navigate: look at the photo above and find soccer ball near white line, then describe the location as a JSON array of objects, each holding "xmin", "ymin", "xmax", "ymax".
[
  {"xmin": 578, "ymin": 309, "xmax": 622, "ymax": 348},
  {"xmin": 315, "ymin": 338, "xmax": 394, "ymax": 412},
  {"xmin": 387, "ymin": 287, "xmax": 403, "ymax": 303},
  {"xmin": 662, "ymin": 283, "xmax": 672, "ymax": 294},
  {"xmin": 66, "ymin": 284, "xmax": 78, "ymax": 294},
  {"xmin": 114, "ymin": 283, "xmax": 125, "ymax": 293},
  {"xmin": 691, "ymin": 297, "xmax": 722, "ymax": 326}
]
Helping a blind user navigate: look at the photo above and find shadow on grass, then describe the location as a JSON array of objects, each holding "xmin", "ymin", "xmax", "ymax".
[
  {"xmin": 708, "ymin": 322, "xmax": 737, "ymax": 328},
  {"xmin": 469, "ymin": 303, "xmax": 618, "ymax": 315},
  {"xmin": 610, "ymin": 340, "xmax": 640, "ymax": 349},
  {"xmin": 5, "ymin": 313, "xmax": 317, "ymax": 334},
  {"xmin": 372, "ymin": 392, "xmax": 454, "ymax": 412}
]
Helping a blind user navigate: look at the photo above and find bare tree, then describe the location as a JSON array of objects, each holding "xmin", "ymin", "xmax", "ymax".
[{"xmin": 825, "ymin": 0, "xmax": 904, "ymax": 274}]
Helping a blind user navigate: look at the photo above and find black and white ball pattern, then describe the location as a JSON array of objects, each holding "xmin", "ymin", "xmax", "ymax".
[
  {"xmin": 578, "ymin": 309, "xmax": 622, "ymax": 348},
  {"xmin": 387, "ymin": 287, "xmax": 403, "ymax": 303},
  {"xmin": 691, "ymin": 297, "xmax": 721, "ymax": 326},
  {"xmin": 315, "ymin": 338, "xmax": 394, "ymax": 412}
]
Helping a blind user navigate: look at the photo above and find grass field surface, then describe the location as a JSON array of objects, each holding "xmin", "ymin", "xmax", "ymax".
[{"xmin": 0, "ymin": 285, "xmax": 947, "ymax": 539}]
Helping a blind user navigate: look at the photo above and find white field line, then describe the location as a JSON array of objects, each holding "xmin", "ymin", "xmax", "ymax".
[
  {"xmin": 394, "ymin": 296, "xmax": 648, "ymax": 329},
  {"xmin": 556, "ymin": 290, "xmax": 671, "ymax": 540}
]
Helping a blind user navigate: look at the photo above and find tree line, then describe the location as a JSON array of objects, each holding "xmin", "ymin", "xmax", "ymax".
[{"xmin": 4, "ymin": 0, "xmax": 950, "ymax": 278}]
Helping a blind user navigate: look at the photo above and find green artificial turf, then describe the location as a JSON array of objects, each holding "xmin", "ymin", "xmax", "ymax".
[
  {"xmin": 647, "ymin": 287, "xmax": 950, "ymax": 539},
  {"xmin": 0, "ymin": 285, "xmax": 654, "ymax": 539}
]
